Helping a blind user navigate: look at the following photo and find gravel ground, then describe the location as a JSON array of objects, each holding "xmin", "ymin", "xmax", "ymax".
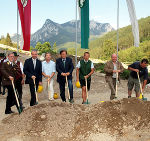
[{"xmin": 0, "ymin": 71, "xmax": 150, "ymax": 141}]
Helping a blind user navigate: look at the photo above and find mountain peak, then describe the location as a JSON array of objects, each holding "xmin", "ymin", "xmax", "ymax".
[
  {"xmin": 43, "ymin": 19, "xmax": 58, "ymax": 26},
  {"xmin": 11, "ymin": 19, "xmax": 114, "ymax": 47}
]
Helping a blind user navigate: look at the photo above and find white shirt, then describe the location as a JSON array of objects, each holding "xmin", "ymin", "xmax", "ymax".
[
  {"xmin": 32, "ymin": 58, "xmax": 37, "ymax": 69},
  {"xmin": 62, "ymin": 58, "xmax": 66, "ymax": 62},
  {"xmin": 0, "ymin": 58, "xmax": 4, "ymax": 63},
  {"xmin": 9, "ymin": 61, "xmax": 13, "ymax": 66},
  {"xmin": 42, "ymin": 60, "xmax": 56, "ymax": 78},
  {"xmin": 112, "ymin": 62, "xmax": 117, "ymax": 78},
  {"xmin": 4, "ymin": 58, "xmax": 8, "ymax": 63},
  {"xmin": 76, "ymin": 60, "xmax": 94, "ymax": 69}
]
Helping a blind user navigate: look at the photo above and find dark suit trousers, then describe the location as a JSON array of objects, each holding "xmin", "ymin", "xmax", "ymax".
[
  {"xmin": 59, "ymin": 79, "xmax": 73, "ymax": 101},
  {"xmin": 0, "ymin": 76, "xmax": 2, "ymax": 93},
  {"xmin": 15, "ymin": 78, "xmax": 23, "ymax": 106},
  {"xmin": 0, "ymin": 76, "xmax": 6, "ymax": 94},
  {"xmin": 29, "ymin": 81, "xmax": 38, "ymax": 106},
  {"xmin": 5, "ymin": 85, "xmax": 16, "ymax": 111}
]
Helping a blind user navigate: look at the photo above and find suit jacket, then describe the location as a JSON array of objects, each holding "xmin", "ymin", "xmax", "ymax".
[
  {"xmin": 56, "ymin": 57, "xmax": 74, "ymax": 83},
  {"xmin": 23, "ymin": 58, "xmax": 42, "ymax": 84},
  {"xmin": 104, "ymin": 60, "xmax": 124, "ymax": 82},
  {"xmin": 1, "ymin": 61, "xmax": 17, "ymax": 86},
  {"xmin": 0, "ymin": 58, "xmax": 5, "ymax": 77}
]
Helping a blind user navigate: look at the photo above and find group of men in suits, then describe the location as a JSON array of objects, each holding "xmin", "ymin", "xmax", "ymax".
[
  {"xmin": 1, "ymin": 48, "xmax": 149, "ymax": 114},
  {"xmin": 1, "ymin": 49, "xmax": 95, "ymax": 114}
]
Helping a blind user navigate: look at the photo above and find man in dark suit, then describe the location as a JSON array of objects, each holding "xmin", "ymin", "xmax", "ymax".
[
  {"xmin": 0, "ymin": 53, "xmax": 6, "ymax": 95},
  {"xmin": 13, "ymin": 52, "xmax": 25, "ymax": 108},
  {"xmin": 23, "ymin": 49, "xmax": 42, "ymax": 106},
  {"xmin": 56, "ymin": 50, "xmax": 74, "ymax": 103},
  {"xmin": 1, "ymin": 52, "xmax": 21, "ymax": 114}
]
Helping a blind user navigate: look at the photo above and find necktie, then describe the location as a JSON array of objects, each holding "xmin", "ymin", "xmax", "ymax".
[
  {"xmin": 33, "ymin": 59, "xmax": 36, "ymax": 69},
  {"xmin": 63, "ymin": 59, "xmax": 65, "ymax": 68}
]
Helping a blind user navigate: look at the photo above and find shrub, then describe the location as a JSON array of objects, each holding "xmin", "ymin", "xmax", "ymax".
[
  {"xmin": 120, "ymin": 69, "xmax": 130, "ymax": 80},
  {"xmin": 95, "ymin": 63, "xmax": 105, "ymax": 73}
]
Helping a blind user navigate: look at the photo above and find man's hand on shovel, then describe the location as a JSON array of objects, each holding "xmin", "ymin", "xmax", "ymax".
[
  {"xmin": 84, "ymin": 75, "xmax": 89, "ymax": 79},
  {"xmin": 113, "ymin": 70, "xmax": 121, "ymax": 73},
  {"xmin": 31, "ymin": 75, "xmax": 36, "ymax": 80},
  {"xmin": 47, "ymin": 76, "xmax": 51, "ymax": 82},
  {"xmin": 9, "ymin": 76, "xmax": 14, "ymax": 81}
]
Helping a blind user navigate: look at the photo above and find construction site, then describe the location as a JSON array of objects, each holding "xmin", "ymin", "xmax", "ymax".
[{"xmin": 0, "ymin": 51, "xmax": 150, "ymax": 141}]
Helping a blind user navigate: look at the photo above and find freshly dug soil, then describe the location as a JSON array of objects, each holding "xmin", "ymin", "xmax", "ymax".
[{"xmin": 1, "ymin": 98, "xmax": 150, "ymax": 141}]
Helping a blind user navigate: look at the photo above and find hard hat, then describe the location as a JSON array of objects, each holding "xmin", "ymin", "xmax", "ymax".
[
  {"xmin": 139, "ymin": 93, "xmax": 143, "ymax": 99},
  {"xmin": 76, "ymin": 81, "xmax": 81, "ymax": 88},
  {"xmin": 53, "ymin": 93, "xmax": 58, "ymax": 99},
  {"xmin": 37, "ymin": 85, "xmax": 43, "ymax": 93}
]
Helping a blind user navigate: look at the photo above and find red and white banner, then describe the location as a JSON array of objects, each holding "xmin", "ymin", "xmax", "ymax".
[{"xmin": 17, "ymin": 0, "xmax": 31, "ymax": 51}]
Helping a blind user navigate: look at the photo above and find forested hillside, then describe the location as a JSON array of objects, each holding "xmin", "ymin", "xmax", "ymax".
[{"xmin": 76, "ymin": 16, "xmax": 150, "ymax": 62}]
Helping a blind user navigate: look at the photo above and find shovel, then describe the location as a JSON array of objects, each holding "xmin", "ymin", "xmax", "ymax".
[
  {"xmin": 66, "ymin": 76, "xmax": 70, "ymax": 101},
  {"xmin": 11, "ymin": 80, "xmax": 22, "ymax": 114},
  {"xmin": 33, "ymin": 78, "xmax": 38, "ymax": 104},
  {"xmin": 85, "ymin": 78, "xmax": 90, "ymax": 104},
  {"xmin": 115, "ymin": 72, "xmax": 119, "ymax": 99},
  {"xmin": 137, "ymin": 72, "xmax": 147, "ymax": 101},
  {"xmin": 48, "ymin": 79, "xmax": 51, "ymax": 100}
]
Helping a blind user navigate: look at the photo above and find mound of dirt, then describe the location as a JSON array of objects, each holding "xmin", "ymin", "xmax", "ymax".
[{"xmin": 1, "ymin": 98, "xmax": 150, "ymax": 141}]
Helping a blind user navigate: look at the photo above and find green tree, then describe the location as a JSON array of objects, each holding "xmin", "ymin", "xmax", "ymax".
[
  {"xmin": 5, "ymin": 33, "xmax": 13, "ymax": 46},
  {"xmin": 0, "ymin": 35, "xmax": 5, "ymax": 44},
  {"xmin": 52, "ymin": 42, "xmax": 57, "ymax": 52},
  {"xmin": 102, "ymin": 40, "xmax": 115, "ymax": 60},
  {"xmin": 35, "ymin": 42, "xmax": 56, "ymax": 55},
  {"xmin": 68, "ymin": 48, "xmax": 75, "ymax": 55}
]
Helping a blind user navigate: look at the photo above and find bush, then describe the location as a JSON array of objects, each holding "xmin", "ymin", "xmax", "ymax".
[
  {"xmin": 94, "ymin": 63, "xmax": 105, "ymax": 73},
  {"xmin": 120, "ymin": 69, "xmax": 130, "ymax": 80},
  {"xmin": 34, "ymin": 42, "xmax": 56, "ymax": 55}
]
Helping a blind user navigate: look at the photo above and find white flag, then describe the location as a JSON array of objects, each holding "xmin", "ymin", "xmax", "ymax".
[
  {"xmin": 126, "ymin": 0, "xmax": 140, "ymax": 47},
  {"xmin": 77, "ymin": 0, "xmax": 81, "ymax": 21}
]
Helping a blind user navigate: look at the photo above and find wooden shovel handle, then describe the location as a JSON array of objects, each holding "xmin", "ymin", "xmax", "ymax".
[
  {"xmin": 66, "ymin": 76, "xmax": 70, "ymax": 100},
  {"xmin": 11, "ymin": 80, "xmax": 20, "ymax": 108}
]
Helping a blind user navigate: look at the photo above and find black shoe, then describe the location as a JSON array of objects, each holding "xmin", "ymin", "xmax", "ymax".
[
  {"xmin": 30, "ymin": 104, "xmax": 35, "ymax": 106},
  {"xmin": 2, "ymin": 92, "xmax": 5, "ymax": 95},
  {"xmin": 5, "ymin": 110, "xmax": 14, "ymax": 114},
  {"xmin": 69, "ymin": 99, "xmax": 74, "ymax": 103},
  {"xmin": 128, "ymin": 96, "xmax": 131, "ymax": 98}
]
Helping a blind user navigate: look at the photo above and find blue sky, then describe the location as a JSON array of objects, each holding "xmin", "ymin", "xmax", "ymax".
[{"xmin": 0, "ymin": 0, "xmax": 150, "ymax": 37}]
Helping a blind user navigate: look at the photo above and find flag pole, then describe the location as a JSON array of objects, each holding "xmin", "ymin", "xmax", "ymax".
[
  {"xmin": 75, "ymin": 0, "xmax": 78, "ymax": 81},
  {"xmin": 17, "ymin": 3, "xmax": 19, "ymax": 54},
  {"xmin": 117, "ymin": 0, "xmax": 119, "ymax": 61}
]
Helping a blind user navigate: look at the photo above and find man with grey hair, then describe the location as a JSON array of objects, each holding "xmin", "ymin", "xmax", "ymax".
[
  {"xmin": 104, "ymin": 53, "xmax": 124, "ymax": 100},
  {"xmin": 23, "ymin": 49, "xmax": 42, "ymax": 106},
  {"xmin": 1, "ymin": 52, "xmax": 22, "ymax": 114},
  {"xmin": 42, "ymin": 52, "xmax": 56, "ymax": 100}
]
